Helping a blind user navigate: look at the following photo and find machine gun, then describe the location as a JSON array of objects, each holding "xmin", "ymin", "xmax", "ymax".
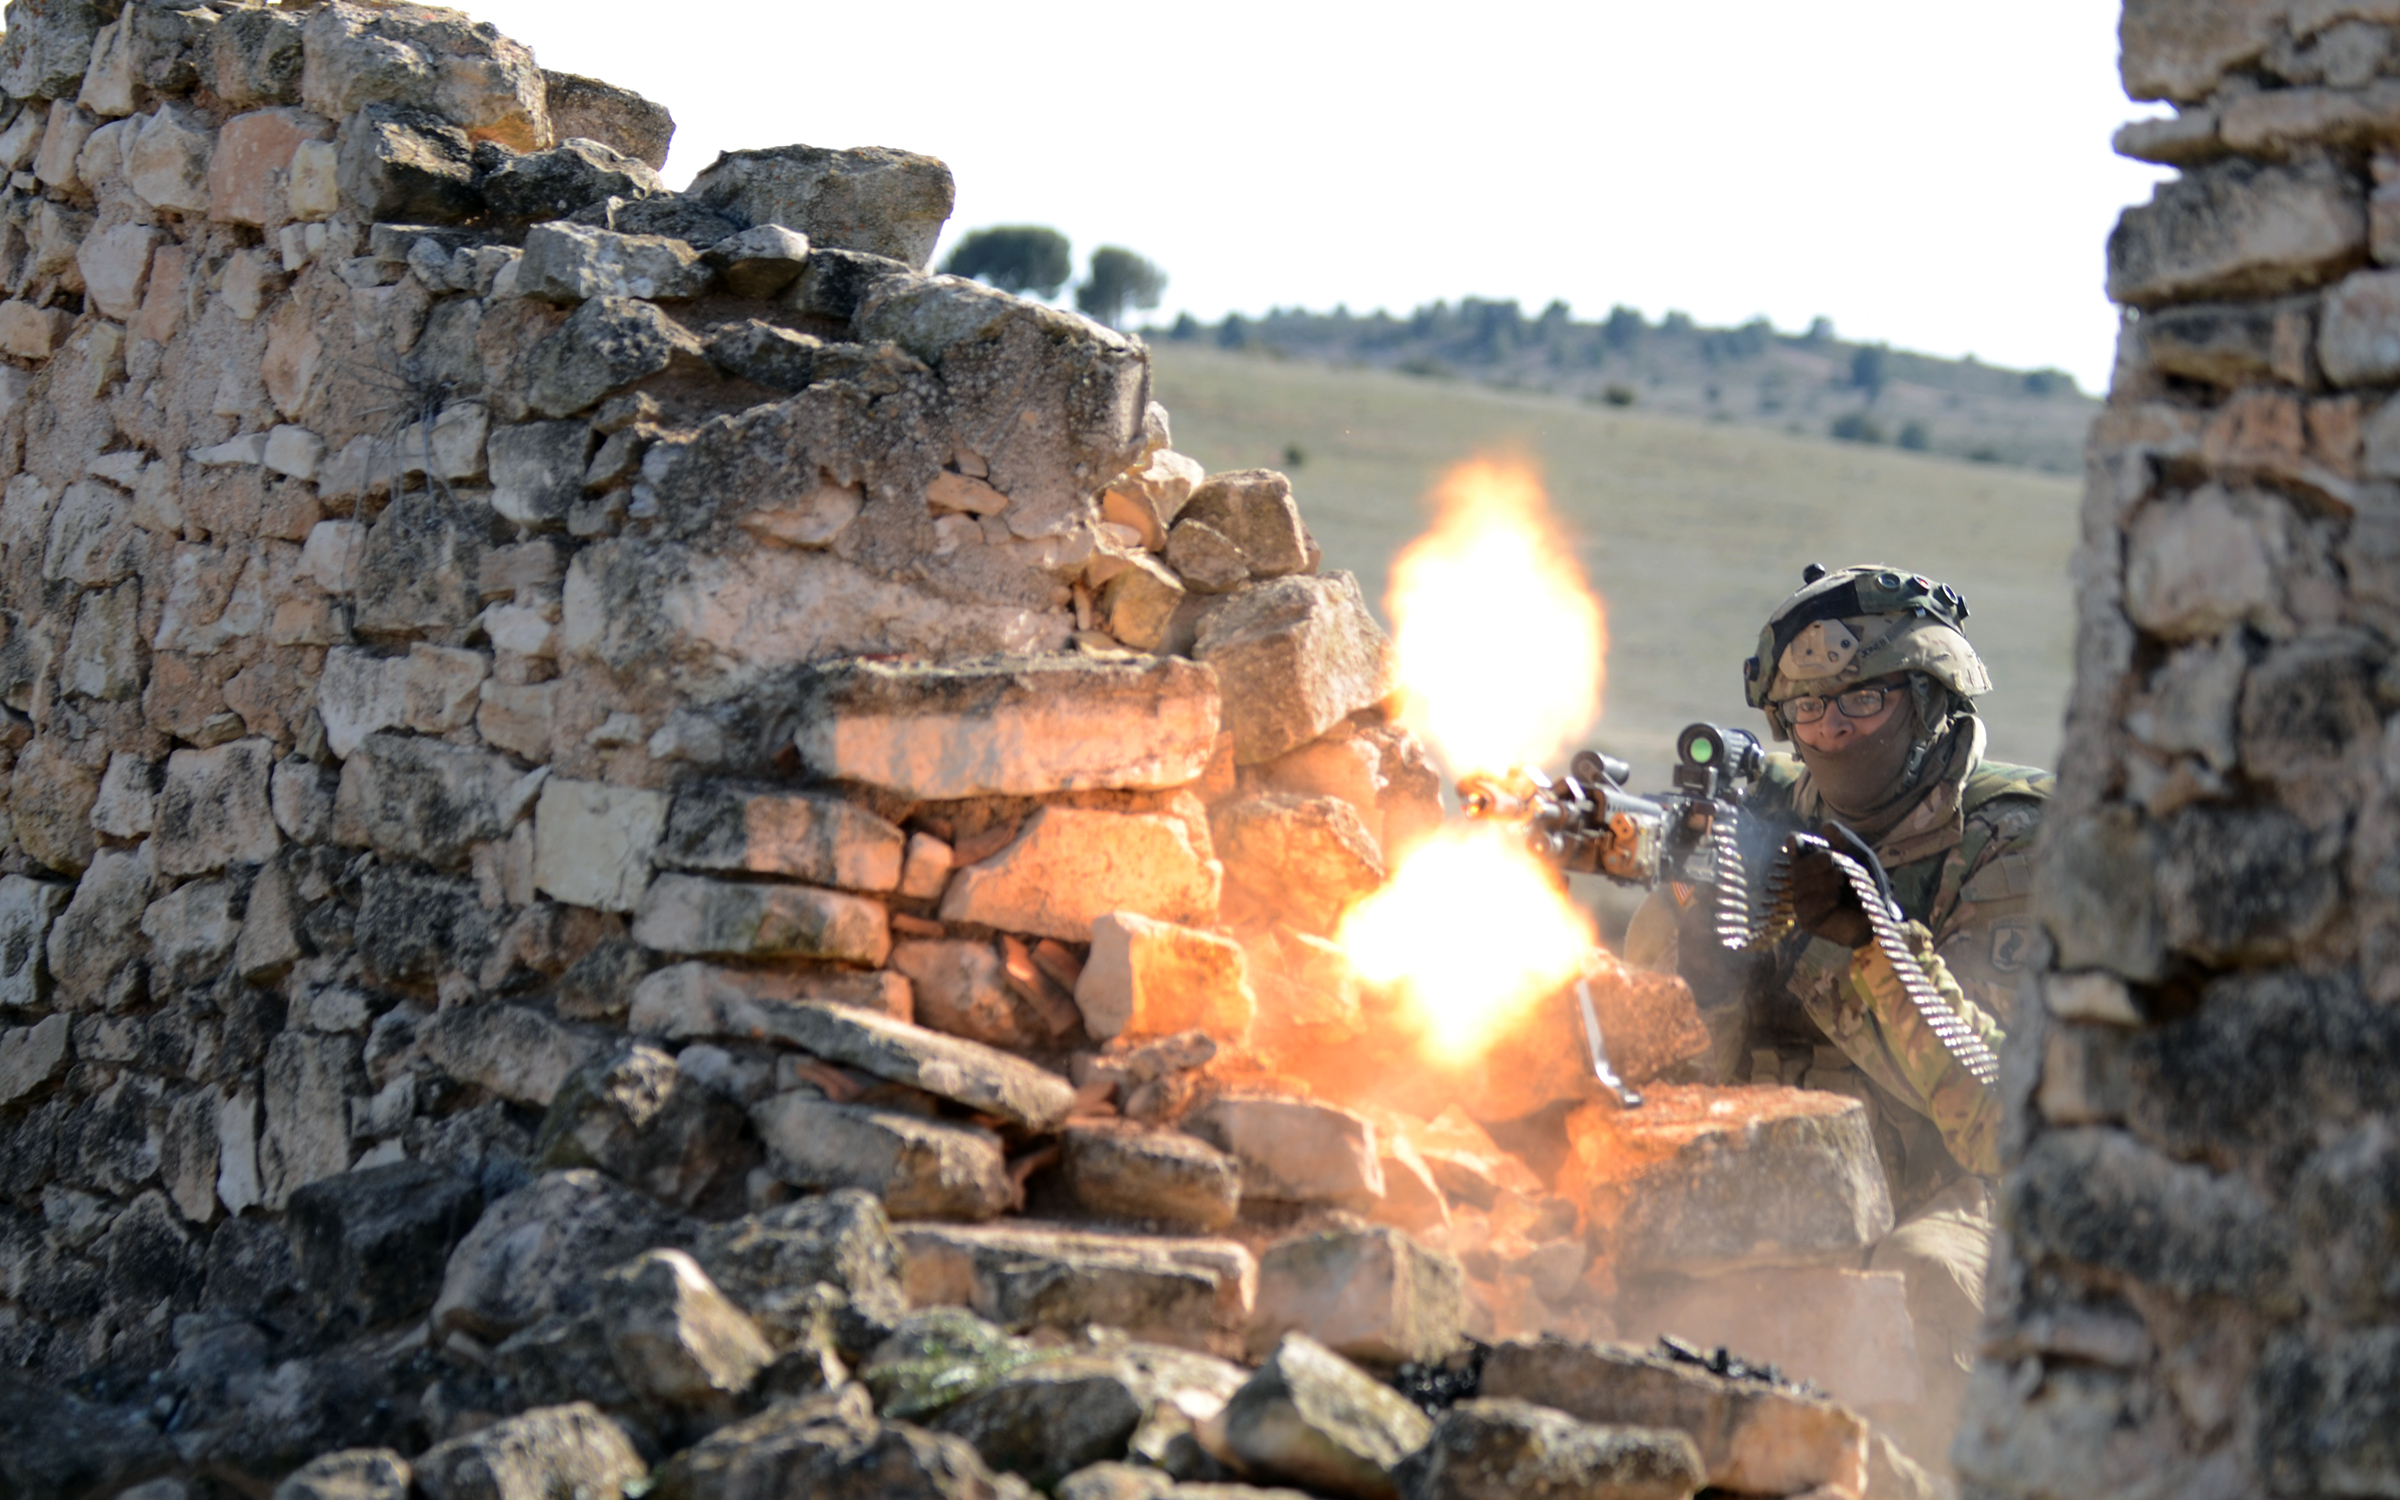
[
  {"xmin": 1457, "ymin": 722, "xmax": 1769, "ymax": 891},
  {"xmin": 1458, "ymin": 720, "xmax": 2000, "ymax": 1105}
]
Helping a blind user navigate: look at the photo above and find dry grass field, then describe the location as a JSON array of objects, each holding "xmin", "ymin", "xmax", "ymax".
[{"xmin": 1150, "ymin": 344, "xmax": 2088, "ymax": 780}]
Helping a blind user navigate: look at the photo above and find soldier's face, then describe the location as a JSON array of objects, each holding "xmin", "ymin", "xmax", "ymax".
[{"xmin": 1791, "ymin": 676, "xmax": 1906, "ymax": 753}]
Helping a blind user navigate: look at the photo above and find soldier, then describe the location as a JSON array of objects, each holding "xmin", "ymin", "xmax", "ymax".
[{"xmin": 1624, "ymin": 562, "xmax": 2048, "ymax": 1458}]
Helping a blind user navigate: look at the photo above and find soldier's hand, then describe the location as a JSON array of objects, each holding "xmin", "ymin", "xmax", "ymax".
[{"xmin": 1787, "ymin": 847, "xmax": 1875, "ymax": 948}]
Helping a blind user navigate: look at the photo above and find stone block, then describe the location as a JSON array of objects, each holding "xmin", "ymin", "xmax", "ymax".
[
  {"xmin": 1398, "ymin": 1398, "xmax": 1705, "ymax": 1500},
  {"xmin": 1215, "ymin": 793, "xmax": 1384, "ymax": 934},
  {"xmin": 0, "ymin": 299, "xmax": 73, "ymax": 359},
  {"xmin": 0, "ymin": 1013, "xmax": 69, "ymax": 1108},
  {"xmin": 751, "ymin": 1094, "xmax": 1009, "ymax": 1220},
  {"xmin": 938, "ymin": 807, "xmax": 1219, "ymax": 943},
  {"xmin": 1252, "ymin": 1224, "xmax": 1465, "ymax": 1367},
  {"xmin": 331, "ymin": 732, "xmax": 520, "ymax": 870},
  {"xmin": 519, "ymin": 221, "xmax": 711, "ymax": 304},
  {"xmin": 690, "ymin": 1189, "xmax": 906, "ymax": 1340},
  {"xmin": 75, "ymin": 222, "xmax": 156, "ymax": 321},
  {"xmin": 627, "ymin": 961, "xmax": 913, "ymax": 1045},
  {"xmin": 480, "ymin": 136, "xmax": 664, "ymax": 227},
  {"xmin": 631, "ymin": 873, "xmax": 890, "ymax": 966},
  {"xmin": 2319, "ymin": 268, "xmax": 2400, "ymax": 387},
  {"xmin": 524, "ymin": 294, "xmax": 708, "ymax": 418},
  {"xmin": 260, "ymin": 1031, "xmax": 365, "ymax": 1209},
  {"xmin": 705, "ymin": 319, "xmax": 826, "ymax": 392},
  {"xmin": 794, "ymin": 654, "xmax": 1219, "ymax": 799},
  {"xmin": 0, "ymin": 0, "xmax": 106, "ymax": 99},
  {"xmin": 650, "ymin": 1384, "xmax": 1010, "ymax": 1500},
  {"xmin": 272, "ymin": 1450, "xmax": 413, "ymax": 1500},
  {"xmin": 0, "ymin": 875, "xmax": 69, "ymax": 1010},
  {"xmin": 939, "ymin": 1344, "xmax": 1246, "ymax": 1490},
  {"xmin": 288, "ymin": 1159, "xmax": 483, "ymax": 1331},
  {"xmin": 1075, "ymin": 912, "xmax": 1256, "ymax": 1042},
  {"xmin": 119, "ymin": 105, "xmax": 213, "ymax": 214},
  {"xmin": 301, "ymin": 1, "xmax": 547, "ymax": 153},
  {"xmin": 1061, "ymin": 1122, "xmax": 1242, "ymax": 1231},
  {"xmin": 337, "ymin": 102, "xmax": 478, "ymax": 223},
  {"xmin": 400, "ymin": 642, "xmax": 490, "ymax": 733},
  {"xmin": 262, "ymin": 424, "xmax": 325, "ymax": 482},
  {"xmin": 2107, "ymin": 156, "xmax": 2368, "ymax": 310},
  {"xmin": 14, "ymin": 738, "xmax": 99, "ymax": 877},
  {"xmin": 489, "ymin": 420, "xmax": 592, "ymax": 529},
  {"xmin": 898, "ymin": 832, "xmax": 954, "ymax": 900},
  {"xmin": 413, "ymin": 1403, "xmax": 646, "ymax": 1500},
  {"xmin": 534, "ymin": 1041, "xmax": 745, "ymax": 1211},
  {"xmin": 1408, "ymin": 956, "xmax": 1709, "ymax": 1121},
  {"xmin": 1478, "ymin": 1335, "xmax": 1869, "ymax": 1498},
  {"xmin": 543, "ymin": 70, "xmax": 674, "ymax": 170},
  {"xmin": 1614, "ymin": 1265, "xmax": 1918, "ymax": 1410},
  {"xmin": 211, "ymin": 5, "xmax": 304, "ymax": 108},
  {"xmin": 355, "ymin": 487, "xmax": 489, "ymax": 639},
  {"xmin": 2124, "ymin": 484, "xmax": 2284, "ymax": 641},
  {"xmin": 1187, "ymin": 1094, "xmax": 1384, "ymax": 1209},
  {"xmin": 895, "ymin": 1220, "xmax": 1256, "ymax": 1350},
  {"xmin": 286, "ymin": 138, "xmax": 338, "ymax": 218},
  {"xmin": 707, "ymin": 223, "xmax": 811, "ymax": 299},
  {"xmin": 686, "ymin": 143, "xmax": 953, "ymax": 269},
  {"xmin": 357, "ymin": 865, "xmax": 500, "ymax": 983},
  {"xmin": 140, "ymin": 878, "xmax": 239, "ymax": 991},
  {"xmin": 317, "ymin": 648, "xmax": 404, "ymax": 757},
  {"xmin": 656, "ymin": 783, "xmax": 905, "ymax": 892},
  {"xmin": 1557, "ymin": 1085, "xmax": 1894, "ymax": 1275},
  {"xmin": 595, "ymin": 1249, "xmax": 774, "ymax": 1414},
  {"xmin": 635, "ymin": 976, "xmax": 1072, "ymax": 1128},
  {"xmin": 154, "ymin": 738, "xmax": 279, "ymax": 879},
  {"xmin": 533, "ymin": 778, "xmax": 668, "ymax": 914},
  {"xmin": 1197, "ymin": 574, "xmax": 1394, "ymax": 764},
  {"xmin": 47, "ymin": 843, "xmax": 151, "ymax": 1007},
  {"xmin": 208, "ymin": 107, "xmax": 332, "ymax": 227},
  {"xmin": 1181, "ymin": 468, "xmax": 1310, "ymax": 579},
  {"xmin": 418, "ymin": 1003, "xmax": 603, "ymax": 1109},
  {"xmin": 890, "ymin": 938, "xmax": 1063, "ymax": 1049},
  {"xmin": 2119, "ymin": 0, "xmax": 2283, "ymax": 102},
  {"xmin": 1221, "ymin": 1333, "xmax": 1433, "ymax": 1500},
  {"xmin": 432, "ymin": 1169, "xmax": 690, "ymax": 1341}
]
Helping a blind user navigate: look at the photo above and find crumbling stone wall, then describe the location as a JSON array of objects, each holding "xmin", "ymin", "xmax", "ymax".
[
  {"xmin": 0, "ymin": 0, "xmax": 1436, "ymax": 1398},
  {"xmin": 1962, "ymin": 2, "xmax": 2400, "ymax": 1493}
]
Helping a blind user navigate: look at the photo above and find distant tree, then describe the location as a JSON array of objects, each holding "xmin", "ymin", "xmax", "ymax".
[
  {"xmin": 1169, "ymin": 311, "xmax": 1202, "ymax": 341},
  {"xmin": 1218, "ymin": 312, "xmax": 1251, "ymax": 349},
  {"xmin": 1898, "ymin": 419, "xmax": 1931, "ymax": 451},
  {"xmin": 1804, "ymin": 316, "xmax": 1836, "ymax": 344},
  {"xmin": 1076, "ymin": 247, "xmax": 1167, "ymax": 329},
  {"xmin": 940, "ymin": 225, "xmax": 1072, "ymax": 299},
  {"xmin": 1831, "ymin": 410, "xmax": 1885, "ymax": 444},
  {"xmin": 2021, "ymin": 368, "xmax": 2075, "ymax": 397},
  {"xmin": 1603, "ymin": 305, "xmax": 1645, "ymax": 350},
  {"xmin": 1661, "ymin": 310, "xmax": 1695, "ymax": 337},
  {"xmin": 1851, "ymin": 344, "xmax": 1889, "ymax": 400}
]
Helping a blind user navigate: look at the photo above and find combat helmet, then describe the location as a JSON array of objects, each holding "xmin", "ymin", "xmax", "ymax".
[{"xmin": 1743, "ymin": 563, "xmax": 1991, "ymax": 742}]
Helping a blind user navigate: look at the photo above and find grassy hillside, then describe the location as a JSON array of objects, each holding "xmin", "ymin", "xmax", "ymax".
[
  {"xmin": 1151, "ymin": 305, "xmax": 2101, "ymax": 475},
  {"xmin": 1148, "ymin": 343, "xmax": 2085, "ymax": 780}
]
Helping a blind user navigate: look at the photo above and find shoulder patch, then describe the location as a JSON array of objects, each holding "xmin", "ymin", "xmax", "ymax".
[{"xmin": 1989, "ymin": 919, "xmax": 2033, "ymax": 973}]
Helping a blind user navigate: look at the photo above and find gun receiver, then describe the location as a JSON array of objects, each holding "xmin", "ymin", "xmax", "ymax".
[{"xmin": 1459, "ymin": 722, "xmax": 1768, "ymax": 889}]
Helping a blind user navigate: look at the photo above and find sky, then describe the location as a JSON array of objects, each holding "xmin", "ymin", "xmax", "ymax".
[{"xmin": 471, "ymin": 0, "xmax": 2170, "ymax": 395}]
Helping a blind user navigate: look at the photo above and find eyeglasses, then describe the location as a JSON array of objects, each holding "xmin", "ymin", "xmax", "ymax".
[{"xmin": 1780, "ymin": 685, "xmax": 1891, "ymax": 724}]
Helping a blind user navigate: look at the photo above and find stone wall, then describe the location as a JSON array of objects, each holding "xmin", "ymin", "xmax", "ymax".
[
  {"xmin": 0, "ymin": 0, "xmax": 1442, "ymax": 1388},
  {"xmin": 1961, "ymin": 2, "xmax": 2400, "ymax": 1493}
]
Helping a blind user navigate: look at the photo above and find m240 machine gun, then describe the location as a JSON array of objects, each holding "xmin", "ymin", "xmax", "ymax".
[{"xmin": 1458, "ymin": 721, "xmax": 2000, "ymax": 1108}]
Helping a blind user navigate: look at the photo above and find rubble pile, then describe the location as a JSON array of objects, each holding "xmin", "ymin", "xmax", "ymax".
[
  {"xmin": 0, "ymin": 3, "xmax": 1946, "ymax": 1497},
  {"xmin": 1962, "ymin": 1, "xmax": 2400, "ymax": 1494}
]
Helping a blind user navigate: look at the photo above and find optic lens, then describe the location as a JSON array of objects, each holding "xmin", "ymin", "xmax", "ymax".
[{"xmin": 1690, "ymin": 737, "xmax": 1715, "ymax": 764}]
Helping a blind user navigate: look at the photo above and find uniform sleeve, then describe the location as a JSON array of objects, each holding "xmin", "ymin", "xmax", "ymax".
[{"xmin": 1845, "ymin": 920, "xmax": 2006, "ymax": 1177}]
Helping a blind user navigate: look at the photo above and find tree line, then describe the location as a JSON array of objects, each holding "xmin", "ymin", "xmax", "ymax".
[{"xmin": 939, "ymin": 226, "xmax": 1165, "ymax": 331}]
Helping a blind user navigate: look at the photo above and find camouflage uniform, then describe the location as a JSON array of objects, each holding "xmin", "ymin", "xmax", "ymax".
[{"xmin": 1622, "ymin": 563, "xmax": 2047, "ymax": 1462}]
